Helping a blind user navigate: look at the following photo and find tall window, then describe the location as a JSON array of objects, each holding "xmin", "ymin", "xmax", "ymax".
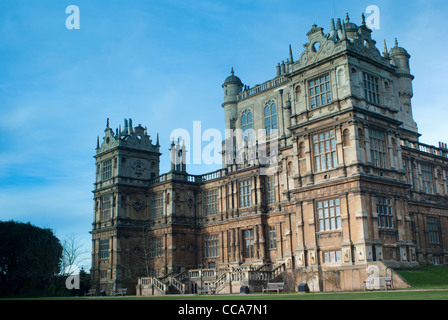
[
  {"xmin": 317, "ymin": 199, "xmax": 341, "ymax": 231},
  {"xmin": 203, "ymin": 189, "xmax": 219, "ymax": 216},
  {"xmin": 243, "ymin": 229, "xmax": 255, "ymax": 259},
  {"xmin": 313, "ymin": 130, "xmax": 337, "ymax": 172},
  {"xmin": 427, "ymin": 217, "xmax": 440, "ymax": 244},
  {"xmin": 269, "ymin": 227, "xmax": 277, "ymax": 249},
  {"xmin": 309, "ymin": 74, "xmax": 332, "ymax": 109},
  {"xmin": 102, "ymin": 159, "xmax": 112, "ymax": 180},
  {"xmin": 376, "ymin": 197, "xmax": 393, "ymax": 228},
  {"xmin": 267, "ymin": 176, "xmax": 275, "ymax": 204},
  {"xmin": 370, "ymin": 129, "xmax": 387, "ymax": 169},
  {"xmin": 101, "ymin": 195, "xmax": 112, "ymax": 221},
  {"xmin": 239, "ymin": 179, "xmax": 252, "ymax": 208},
  {"xmin": 151, "ymin": 193, "xmax": 164, "ymax": 219},
  {"xmin": 204, "ymin": 235, "xmax": 219, "ymax": 258},
  {"xmin": 149, "ymin": 237, "xmax": 163, "ymax": 259},
  {"xmin": 99, "ymin": 239, "xmax": 109, "ymax": 259},
  {"xmin": 264, "ymin": 100, "xmax": 278, "ymax": 135},
  {"xmin": 421, "ymin": 164, "xmax": 434, "ymax": 194},
  {"xmin": 363, "ymin": 72, "xmax": 380, "ymax": 104},
  {"xmin": 241, "ymin": 110, "xmax": 253, "ymax": 142}
]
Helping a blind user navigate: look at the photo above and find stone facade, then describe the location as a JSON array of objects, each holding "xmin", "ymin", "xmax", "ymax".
[{"xmin": 90, "ymin": 14, "xmax": 448, "ymax": 295}]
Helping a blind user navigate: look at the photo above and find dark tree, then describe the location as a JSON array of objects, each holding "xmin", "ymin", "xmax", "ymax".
[{"xmin": 0, "ymin": 220, "xmax": 63, "ymax": 297}]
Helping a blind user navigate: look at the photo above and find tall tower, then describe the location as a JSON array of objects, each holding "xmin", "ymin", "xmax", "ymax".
[
  {"xmin": 90, "ymin": 118, "xmax": 161, "ymax": 294},
  {"xmin": 222, "ymin": 67, "xmax": 243, "ymax": 130},
  {"xmin": 389, "ymin": 39, "xmax": 418, "ymax": 135}
]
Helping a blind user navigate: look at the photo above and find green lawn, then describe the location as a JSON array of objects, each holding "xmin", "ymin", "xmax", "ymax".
[{"xmin": 395, "ymin": 266, "xmax": 448, "ymax": 289}]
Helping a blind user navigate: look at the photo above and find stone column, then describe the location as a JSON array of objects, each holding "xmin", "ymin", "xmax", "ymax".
[
  {"xmin": 256, "ymin": 175, "xmax": 262, "ymax": 213},
  {"xmin": 259, "ymin": 225, "xmax": 266, "ymax": 261},
  {"xmin": 254, "ymin": 224, "xmax": 260, "ymax": 260}
]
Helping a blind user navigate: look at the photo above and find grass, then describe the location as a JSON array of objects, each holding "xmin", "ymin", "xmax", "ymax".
[{"xmin": 395, "ymin": 266, "xmax": 448, "ymax": 289}]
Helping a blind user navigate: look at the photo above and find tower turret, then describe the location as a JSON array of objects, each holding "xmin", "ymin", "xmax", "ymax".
[
  {"xmin": 389, "ymin": 39, "xmax": 418, "ymax": 133},
  {"xmin": 390, "ymin": 38, "xmax": 411, "ymax": 73},
  {"xmin": 222, "ymin": 68, "xmax": 243, "ymax": 130}
]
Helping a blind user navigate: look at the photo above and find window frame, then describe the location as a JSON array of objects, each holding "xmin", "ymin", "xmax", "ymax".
[
  {"xmin": 204, "ymin": 234, "xmax": 219, "ymax": 258},
  {"xmin": 149, "ymin": 237, "xmax": 163, "ymax": 259},
  {"xmin": 100, "ymin": 195, "xmax": 112, "ymax": 221},
  {"xmin": 241, "ymin": 109, "xmax": 253, "ymax": 142},
  {"xmin": 239, "ymin": 179, "xmax": 252, "ymax": 208},
  {"xmin": 269, "ymin": 226, "xmax": 277, "ymax": 249},
  {"xmin": 309, "ymin": 73, "xmax": 332, "ymax": 109},
  {"xmin": 313, "ymin": 130, "xmax": 337, "ymax": 172},
  {"xmin": 243, "ymin": 229, "xmax": 255, "ymax": 259},
  {"xmin": 369, "ymin": 129, "xmax": 387, "ymax": 169},
  {"xmin": 203, "ymin": 189, "xmax": 219, "ymax": 217},
  {"xmin": 267, "ymin": 175, "xmax": 275, "ymax": 205},
  {"xmin": 421, "ymin": 163, "xmax": 434, "ymax": 194},
  {"xmin": 317, "ymin": 198, "xmax": 342, "ymax": 232},
  {"xmin": 151, "ymin": 193, "xmax": 164, "ymax": 219},
  {"xmin": 376, "ymin": 197, "xmax": 394, "ymax": 229},
  {"xmin": 99, "ymin": 239, "xmax": 110, "ymax": 260},
  {"xmin": 102, "ymin": 159, "xmax": 112, "ymax": 181},
  {"xmin": 323, "ymin": 250, "xmax": 342, "ymax": 264},
  {"xmin": 427, "ymin": 217, "xmax": 440, "ymax": 245},
  {"xmin": 264, "ymin": 100, "xmax": 278, "ymax": 136},
  {"xmin": 363, "ymin": 71, "xmax": 380, "ymax": 105}
]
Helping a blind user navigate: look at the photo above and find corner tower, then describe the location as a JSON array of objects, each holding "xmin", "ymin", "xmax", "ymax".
[
  {"xmin": 222, "ymin": 67, "xmax": 243, "ymax": 130},
  {"xmin": 389, "ymin": 39, "xmax": 418, "ymax": 134},
  {"xmin": 90, "ymin": 118, "xmax": 161, "ymax": 294}
]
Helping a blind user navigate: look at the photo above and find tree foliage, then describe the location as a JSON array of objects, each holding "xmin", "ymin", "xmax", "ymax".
[{"xmin": 0, "ymin": 220, "xmax": 63, "ymax": 297}]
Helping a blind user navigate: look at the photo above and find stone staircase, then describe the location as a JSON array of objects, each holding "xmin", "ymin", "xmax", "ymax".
[{"xmin": 136, "ymin": 263, "xmax": 286, "ymax": 296}]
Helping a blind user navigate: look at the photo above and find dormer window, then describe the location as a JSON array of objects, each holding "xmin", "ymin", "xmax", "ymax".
[{"xmin": 309, "ymin": 74, "xmax": 332, "ymax": 109}]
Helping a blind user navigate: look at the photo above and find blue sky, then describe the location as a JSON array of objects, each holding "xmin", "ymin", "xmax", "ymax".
[{"xmin": 0, "ymin": 0, "xmax": 447, "ymax": 270}]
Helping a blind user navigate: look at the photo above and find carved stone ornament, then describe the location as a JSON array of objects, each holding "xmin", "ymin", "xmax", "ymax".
[
  {"xmin": 133, "ymin": 201, "xmax": 142, "ymax": 212},
  {"xmin": 132, "ymin": 160, "xmax": 146, "ymax": 177}
]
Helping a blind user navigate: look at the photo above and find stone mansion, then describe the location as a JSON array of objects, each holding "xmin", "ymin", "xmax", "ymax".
[{"xmin": 90, "ymin": 14, "xmax": 448, "ymax": 295}]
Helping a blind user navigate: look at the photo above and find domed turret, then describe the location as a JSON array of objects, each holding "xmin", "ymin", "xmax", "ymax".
[
  {"xmin": 222, "ymin": 68, "xmax": 243, "ymax": 130},
  {"xmin": 344, "ymin": 13, "xmax": 358, "ymax": 40},
  {"xmin": 223, "ymin": 67, "xmax": 243, "ymax": 87},
  {"xmin": 389, "ymin": 38, "xmax": 417, "ymax": 133},
  {"xmin": 390, "ymin": 38, "xmax": 411, "ymax": 73},
  {"xmin": 222, "ymin": 67, "xmax": 243, "ymax": 104}
]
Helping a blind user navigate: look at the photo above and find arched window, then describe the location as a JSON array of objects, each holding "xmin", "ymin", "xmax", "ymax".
[
  {"xmin": 264, "ymin": 100, "xmax": 278, "ymax": 135},
  {"xmin": 241, "ymin": 109, "xmax": 253, "ymax": 141}
]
